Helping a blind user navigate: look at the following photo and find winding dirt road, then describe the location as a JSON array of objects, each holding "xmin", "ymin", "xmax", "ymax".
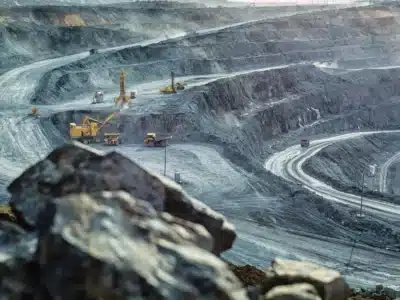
[{"xmin": 265, "ymin": 130, "xmax": 400, "ymax": 223}]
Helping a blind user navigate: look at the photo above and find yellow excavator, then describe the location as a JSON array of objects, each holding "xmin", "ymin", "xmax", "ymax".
[
  {"xmin": 114, "ymin": 69, "xmax": 136, "ymax": 107},
  {"xmin": 69, "ymin": 111, "xmax": 121, "ymax": 145},
  {"xmin": 160, "ymin": 71, "xmax": 185, "ymax": 94}
]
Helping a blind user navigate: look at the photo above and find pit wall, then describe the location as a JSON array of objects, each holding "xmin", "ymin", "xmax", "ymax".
[{"xmin": 31, "ymin": 4, "xmax": 400, "ymax": 104}]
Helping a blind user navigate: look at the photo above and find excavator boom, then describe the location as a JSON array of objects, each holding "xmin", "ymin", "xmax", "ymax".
[
  {"xmin": 97, "ymin": 111, "xmax": 119, "ymax": 131},
  {"xmin": 82, "ymin": 116, "xmax": 104, "ymax": 125}
]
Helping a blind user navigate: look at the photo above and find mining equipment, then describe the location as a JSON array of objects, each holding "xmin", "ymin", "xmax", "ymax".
[
  {"xmin": 114, "ymin": 69, "xmax": 136, "ymax": 107},
  {"xmin": 69, "ymin": 111, "xmax": 121, "ymax": 145},
  {"xmin": 92, "ymin": 91, "xmax": 104, "ymax": 104},
  {"xmin": 144, "ymin": 132, "xmax": 172, "ymax": 147},
  {"xmin": 300, "ymin": 139, "xmax": 310, "ymax": 148},
  {"xmin": 160, "ymin": 71, "xmax": 185, "ymax": 94},
  {"xmin": 28, "ymin": 107, "xmax": 40, "ymax": 117},
  {"xmin": 104, "ymin": 133, "xmax": 121, "ymax": 146},
  {"xmin": 89, "ymin": 49, "xmax": 98, "ymax": 55}
]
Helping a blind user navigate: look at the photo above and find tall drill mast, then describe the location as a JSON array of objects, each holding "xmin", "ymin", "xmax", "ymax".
[{"xmin": 120, "ymin": 70, "xmax": 125, "ymax": 97}]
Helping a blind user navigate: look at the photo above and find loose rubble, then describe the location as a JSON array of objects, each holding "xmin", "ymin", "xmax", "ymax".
[{"xmin": 0, "ymin": 142, "xmax": 398, "ymax": 299}]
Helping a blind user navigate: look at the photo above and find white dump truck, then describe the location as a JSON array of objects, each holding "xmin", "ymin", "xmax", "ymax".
[{"xmin": 92, "ymin": 91, "xmax": 104, "ymax": 104}]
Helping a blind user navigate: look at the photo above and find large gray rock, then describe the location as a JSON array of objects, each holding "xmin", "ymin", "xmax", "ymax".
[
  {"xmin": 7, "ymin": 142, "xmax": 236, "ymax": 254},
  {"xmin": 265, "ymin": 283, "xmax": 322, "ymax": 300},
  {"xmin": 34, "ymin": 191, "xmax": 247, "ymax": 300},
  {"xmin": 262, "ymin": 258, "xmax": 351, "ymax": 300},
  {"xmin": 0, "ymin": 233, "xmax": 37, "ymax": 299}
]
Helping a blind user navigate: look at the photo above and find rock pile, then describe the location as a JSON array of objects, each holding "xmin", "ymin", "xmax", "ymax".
[
  {"xmin": 0, "ymin": 142, "xmax": 390, "ymax": 299},
  {"xmin": 348, "ymin": 285, "xmax": 400, "ymax": 300}
]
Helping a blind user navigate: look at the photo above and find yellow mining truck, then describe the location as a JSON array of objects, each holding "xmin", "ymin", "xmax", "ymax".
[
  {"xmin": 144, "ymin": 132, "xmax": 172, "ymax": 147},
  {"xmin": 104, "ymin": 133, "xmax": 121, "ymax": 146}
]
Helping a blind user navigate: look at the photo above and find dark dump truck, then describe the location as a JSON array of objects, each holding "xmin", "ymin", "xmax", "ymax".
[
  {"xmin": 300, "ymin": 139, "xmax": 310, "ymax": 148},
  {"xmin": 143, "ymin": 132, "xmax": 172, "ymax": 147}
]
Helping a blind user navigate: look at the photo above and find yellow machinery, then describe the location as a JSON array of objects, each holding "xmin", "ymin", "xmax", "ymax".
[
  {"xmin": 114, "ymin": 70, "xmax": 136, "ymax": 107},
  {"xmin": 69, "ymin": 111, "xmax": 120, "ymax": 145},
  {"xmin": 104, "ymin": 133, "xmax": 121, "ymax": 146},
  {"xmin": 160, "ymin": 71, "xmax": 185, "ymax": 94},
  {"xmin": 144, "ymin": 132, "xmax": 172, "ymax": 147}
]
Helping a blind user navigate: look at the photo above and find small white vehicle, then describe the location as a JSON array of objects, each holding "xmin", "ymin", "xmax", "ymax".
[{"xmin": 92, "ymin": 91, "xmax": 104, "ymax": 104}]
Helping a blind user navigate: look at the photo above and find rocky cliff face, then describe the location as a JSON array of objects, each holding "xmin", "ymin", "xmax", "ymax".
[
  {"xmin": 48, "ymin": 64, "xmax": 400, "ymax": 161},
  {"xmin": 0, "ymin": 142, "xmax": 357, "ymax": 299},
  {"xmin": 0, "ymin": 3, "xmax": 285, "ymax": 70}
]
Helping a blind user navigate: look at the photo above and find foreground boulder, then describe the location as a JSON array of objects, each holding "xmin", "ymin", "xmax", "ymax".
[
  {"xmin": 0, "ymin": 143, "xmax": 379, "ymax": 300},
  {"xmin": 31, "ymin": 191, "xmax": 246, "ymax": 299},
  {"xmin": 265, "ymin": 283, "xmax": 322, "ymax": 300},
  {"xmin": 262, "ymin": 259, "xmax": 351, "ymax": 300},
  {"xmin": 226, "ymin": 262, "xmax": 268, "ymax": 287},
  {"xmin": 228, "ymin": 259, "xmax": 353, "ymax": 300},
  {"xmin": 7, "ymin": 142, "xmax": 236, "ymax": 254},
  {"xmin": 0, "ymin": 232, "xmax": 37, "ymax": 299}
]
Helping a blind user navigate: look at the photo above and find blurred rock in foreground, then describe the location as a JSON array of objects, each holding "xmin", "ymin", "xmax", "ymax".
[
  {"xmin": 0, "ymin": 142, "xmax": 394, "ymax": 299},
  {"xmin": 7, "ymin": 142, "xmax": 236, "ymax": 255}
]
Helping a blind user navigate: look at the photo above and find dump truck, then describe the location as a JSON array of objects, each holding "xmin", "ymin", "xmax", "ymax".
[
  {"xmin": 69, "ymin": 111, "xmax": 120, "ymax": 145},
  {"xmin": 92, "ymin": 91, "xmax": 104, "ymax": 104},
  {"xmin": 300, "ymin": 139, "xmax": 310, "ymax": 148},
  {"xmin": 114, "ymin": 70, "xmax": 136, "ymax": 107},
  {"xmin": 144, "ymin": 132, "xmax": 172, "ymax": 147},
  {"xmin": 160, "ymin": 71, "xmax": 185, "ymax": 94},
  {"xmin": 104, "ymin": 133, "xmax": 121, "ymax": 146},
  {"xmin": 175, "ymin": 82, "xmax": 185, "ymax": 90},
  {"xmin": 89, "ymin": 49, "xmax": 98, "ymax": 55}
]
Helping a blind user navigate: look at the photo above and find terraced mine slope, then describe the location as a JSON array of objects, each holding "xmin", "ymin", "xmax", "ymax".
[{"xmin": 0, "ymin": 1, "xmax": 399, "ymax": 290}]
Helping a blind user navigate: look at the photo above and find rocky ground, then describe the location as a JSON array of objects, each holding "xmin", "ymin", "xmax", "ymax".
[
  {"xmin": 1, "ymin": 142, "xmax": 397, "ymax": 300},
  {"xmin": 228, "ymin": 263, "xmax": 400, "ymax": 300}
]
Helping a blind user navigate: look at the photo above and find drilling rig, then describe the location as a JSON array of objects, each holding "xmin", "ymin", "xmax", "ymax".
[
  {"xmin": 114, "ymin": 69, "xmax": 136, "ymax": 107},
  {"xmin": 160, "ymin": 71, "xmax": 185, "ymax": 94}
]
